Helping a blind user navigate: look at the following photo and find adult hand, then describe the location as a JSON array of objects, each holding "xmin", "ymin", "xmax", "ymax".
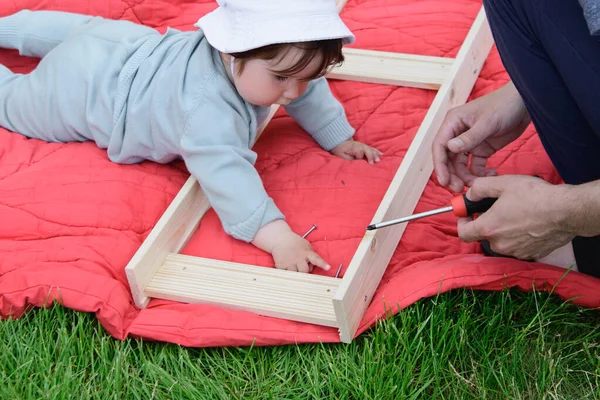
[
  {"xmin": 457, "ymin": 175, "xmax": 575, "ymax": 260},
  {"xmin": 433, "ymin": 81, "xmax": 531, "ymax": 192}
]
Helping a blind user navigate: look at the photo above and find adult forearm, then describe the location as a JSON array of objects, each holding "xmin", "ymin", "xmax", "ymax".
[{"xmin": 557, "ymin": 180, "xmax": 600, "ymax": 237}]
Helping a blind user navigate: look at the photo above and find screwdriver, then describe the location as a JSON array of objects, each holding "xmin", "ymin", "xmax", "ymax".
[{"xmin": 366, "ymin": 195, "xmax": 497, "ymax": 230}]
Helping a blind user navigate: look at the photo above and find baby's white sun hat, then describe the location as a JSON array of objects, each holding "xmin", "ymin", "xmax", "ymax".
[{"xmin": 194, "ymin": 0, "xmax": 355, "ymax": 53}]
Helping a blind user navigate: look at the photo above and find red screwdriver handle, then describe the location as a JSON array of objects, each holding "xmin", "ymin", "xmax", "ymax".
[{"xmin": 450, "ymin": 194, "xmax": 497, "ymax": 217}]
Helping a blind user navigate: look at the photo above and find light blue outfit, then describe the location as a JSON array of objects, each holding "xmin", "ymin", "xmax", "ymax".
[{"xmin": 0, "ymin": 10, "xmax": 355, "ymax": 242}]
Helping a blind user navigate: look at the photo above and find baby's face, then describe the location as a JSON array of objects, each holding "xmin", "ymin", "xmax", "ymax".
[{"xmin": 230, "ymin": 46, "xmax": 324, "ymax": 107}]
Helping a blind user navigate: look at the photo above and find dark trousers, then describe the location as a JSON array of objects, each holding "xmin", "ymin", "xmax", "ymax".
[{"xmin": 481, "ymin": 0, "xmax": 600, "ymax": 277}]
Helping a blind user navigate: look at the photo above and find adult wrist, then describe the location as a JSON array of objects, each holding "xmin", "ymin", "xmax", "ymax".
[
  {"xmin": 557, "ymin": 181, "xmax": 600, "ymax": 237},
  {"xmin": 504, "ymin": 81, "xmax": 531, "ymax": 123}
]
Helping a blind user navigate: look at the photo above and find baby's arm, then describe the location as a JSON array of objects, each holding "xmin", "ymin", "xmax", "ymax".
[
  {"xmin": 284, "ymin": 77, "xmax": 383, "ymax": 163},
  {"xmin": 283, "ymin": 77, "xmax": 354, "ymax": 151},
  {"xmin": 180, "ymin": 108, "xmax": 330, "ymax": 272}
]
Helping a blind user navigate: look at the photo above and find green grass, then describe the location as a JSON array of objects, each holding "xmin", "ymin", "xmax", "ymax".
[{"xmin": 2, "ymin": 287, "xmax": 600, "ymax": 399}]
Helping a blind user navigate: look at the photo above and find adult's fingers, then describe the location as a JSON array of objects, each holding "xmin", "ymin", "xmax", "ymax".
[
  {"xmin": 447, "ymin": 161, "xmax": 466, "ymax": 193},
  {"xmin": 433, "ymin": 111, "xmax": 469, "ymax": 187},
  {"xmin": 451, "ymin": 152, "xmax": 474, "ymax": 188},
  {"xmin": 470, "ymin": 154, "xmax": 497, "ymax": 180},
  {"xmin": 447, "ymin": 121, "xmax": 494, "ymax": 154},
  {"xmin": 466, "ymin": 176, "xmax": 507, "ymax": 202},
  {"xmin": 457, "ymin": 216, "xmax": 483, "ymax": 242},
  {"xmin": 433, "ymin": 134, "xmax": 452, "ymax": 187}
]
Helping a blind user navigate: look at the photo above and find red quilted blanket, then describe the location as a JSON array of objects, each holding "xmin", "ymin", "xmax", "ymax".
[{"xmin": 2, "ymin": 0, "xmax": 599, "ymax": 347}]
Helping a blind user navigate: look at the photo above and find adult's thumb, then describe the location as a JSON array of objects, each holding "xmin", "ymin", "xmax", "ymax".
[{"xmin": 447, "ymin": 122, "xmax": 489, "ymax": 153}]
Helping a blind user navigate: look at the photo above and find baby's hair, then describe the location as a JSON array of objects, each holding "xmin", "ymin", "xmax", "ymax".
[{"xmin": 230, "ymin": 39, "xmax": 344, "ymax": 80}]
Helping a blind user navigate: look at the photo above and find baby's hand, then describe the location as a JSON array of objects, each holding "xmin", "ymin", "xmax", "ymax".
[
  {"xmin": 252, "ymin": 219, "xmax": 331, "ymax": 273},
  {"xmin": 271, "ymin": 231, "xmax": 331, "ymax": 273},
  {"xmin": 331, "ymin": 139, "xmax": 383, "ymax": 165}
]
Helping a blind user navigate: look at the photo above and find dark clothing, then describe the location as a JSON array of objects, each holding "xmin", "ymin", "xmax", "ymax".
[{"xmin": 482, "ymin": 0, "xmax": 600, "ymax": 277}]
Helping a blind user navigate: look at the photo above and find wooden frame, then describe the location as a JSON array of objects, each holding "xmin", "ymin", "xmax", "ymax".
[{"xmin": 125, "ymin": 3, "xmax": 494, "ymax": 344}]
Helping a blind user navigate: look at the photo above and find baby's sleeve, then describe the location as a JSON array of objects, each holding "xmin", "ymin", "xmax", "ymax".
[
  {"xmin": 283, "ymin": 76, "xmax": 355, "ymax": 151},
  {"xmin": 179, "ymin": 104, "xmax": 284, "ymax": 243}
]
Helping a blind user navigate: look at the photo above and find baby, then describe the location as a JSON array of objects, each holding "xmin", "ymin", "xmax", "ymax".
[{"xmin": 0, "ymin": 0, "xmax": 383, "ymax": 273}]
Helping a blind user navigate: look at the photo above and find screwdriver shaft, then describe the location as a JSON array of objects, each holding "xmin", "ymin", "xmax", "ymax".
[{"xmin": 367, "ymin": 206, "xmax": 453, "ymax": 230}]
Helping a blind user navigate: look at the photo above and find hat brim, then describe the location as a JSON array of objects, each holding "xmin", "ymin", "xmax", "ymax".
[{"xmin": 195, "ymin": 8, "xmax": 355, "ymax": 53}]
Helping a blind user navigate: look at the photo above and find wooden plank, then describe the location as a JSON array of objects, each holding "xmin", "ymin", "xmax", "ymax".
[
  {"xmin": 125, "ymin": 0, "xmax": 346, "ymax": 309},
  {"xmin": 125, "ymin": 176, "xmax": 210, "ymax": 308},
  {"xmin": 125, "ymin": 104, "xmax": 279, "ymax": 308},
  {"xmin": 328, "ymin": 48, "xmax": 453, "ymax": 90},
  {"xmin": 125, "ymin": 0, "xmax": 492, "ymax": 345},
  {"xmin": 146, "ymin": 254, "xmax": 340, "ymax": 327},
  {"xmin": 332, "ymin": 7, "xmax": 494, "ymax": 343}
]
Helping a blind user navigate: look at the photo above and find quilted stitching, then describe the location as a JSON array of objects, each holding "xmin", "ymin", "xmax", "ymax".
[{"xmin": 0, "ymin": 0, "xmax": 589, "ymax": 348}]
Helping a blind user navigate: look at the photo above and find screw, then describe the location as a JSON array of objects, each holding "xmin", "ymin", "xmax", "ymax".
[
  {"xmin": 335, "ymin": 263, "xmax": 343, "ymax": 278},
  {"xmin": 302, "ymin": 224, "xmax": 317, "ymax": 238}
]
